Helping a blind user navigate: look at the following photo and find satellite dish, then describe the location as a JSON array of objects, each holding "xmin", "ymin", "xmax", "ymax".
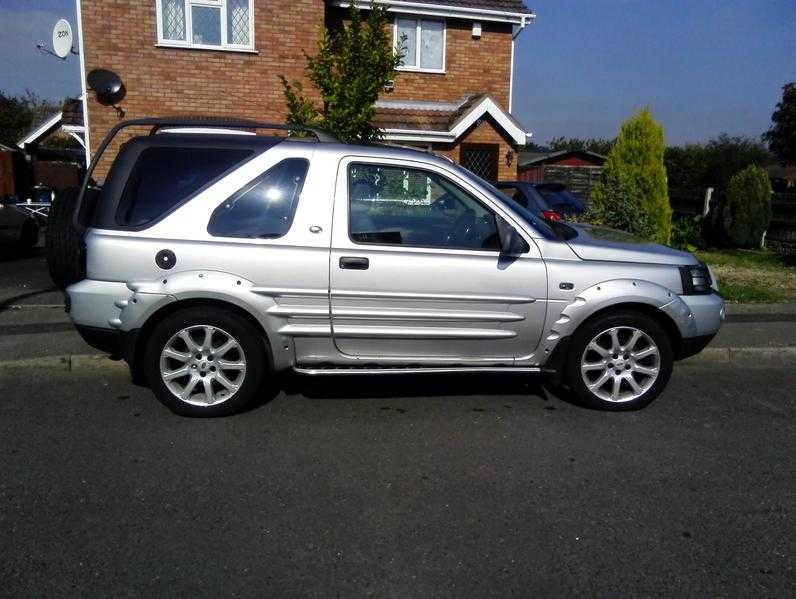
[
  {"xmin": 87, "ymin": 69, "xmax": 126, "ymax": 106},
  {"xmin": 52, "ymin": 19, "xmax": 73, "ymax": 59}
]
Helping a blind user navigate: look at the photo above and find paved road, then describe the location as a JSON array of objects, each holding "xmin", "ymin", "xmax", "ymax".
[{"xmin": 1, "ymin": 365, "xmax": 793, "ymax": 597}]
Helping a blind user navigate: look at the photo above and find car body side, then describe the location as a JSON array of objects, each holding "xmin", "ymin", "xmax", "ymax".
[{"xmin": 67, "ymin": 139, "xmax": 724, "ymax": 376}]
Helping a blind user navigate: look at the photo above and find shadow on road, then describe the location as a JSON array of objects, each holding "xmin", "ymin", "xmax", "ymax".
[
  {"xmin": 282, "ymin": 371, "xmax": 553, "ymax": 402},
  {"xmin": 0, "ymin": 245, "xmax": 45, "ymax": 263}
]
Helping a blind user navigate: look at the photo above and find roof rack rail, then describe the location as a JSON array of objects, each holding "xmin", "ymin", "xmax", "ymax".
[
  {"xmin": 72, "ymin": 116, "xmax": 338, "ymax": 233},
  {"xmin": 142, "ymin": 116, "xmax": 338, "ymax": 143}
]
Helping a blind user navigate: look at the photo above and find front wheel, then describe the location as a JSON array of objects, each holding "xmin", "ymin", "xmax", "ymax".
[
  {"xmin": 144, "ymin": 307, "xmax": 268, "ymax": 417},
  {"xmin": 564, "ymin": 311, "xmax": 673, "ymax": 411}
]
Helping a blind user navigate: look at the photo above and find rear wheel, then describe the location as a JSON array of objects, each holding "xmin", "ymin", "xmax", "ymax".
[
  {"xmin": 144, "ymin": 307, "xmax": 267, "ymax": 417},
  {"xmin": 564, "ymin": 311, "xmax": 673, "ymax": 411},
  {"xmin": 45, "ymin": 187, "xmax": 85, "ymax": 289}
]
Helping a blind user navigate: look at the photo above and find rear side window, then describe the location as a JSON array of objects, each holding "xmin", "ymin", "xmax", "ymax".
[
  {"xmin": 207, "ymin": 158, "xmax": 309, "ymax": 239},
  {"xmin": 115, "ymin": 147, "xmax": 251, "ymax": 227}
]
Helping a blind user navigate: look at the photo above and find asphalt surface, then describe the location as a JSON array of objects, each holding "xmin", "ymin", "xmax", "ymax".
[{"xmin": 1, "ymin": 365, "xmax": 793, "ymax": 597}]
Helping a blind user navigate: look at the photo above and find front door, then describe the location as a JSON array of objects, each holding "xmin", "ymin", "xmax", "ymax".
[
  {"xmin": 461, "ymin": 143, "xmax": 499, "ymax": 181},
  {"xmin": 329, "ymin": 156, "xmax": 547, "ymax": 364}
]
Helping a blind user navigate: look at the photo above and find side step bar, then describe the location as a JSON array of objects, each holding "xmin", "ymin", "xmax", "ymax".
[{"xmin": 293, "ymin": 366, "xmax": 543, "ymax": 376}]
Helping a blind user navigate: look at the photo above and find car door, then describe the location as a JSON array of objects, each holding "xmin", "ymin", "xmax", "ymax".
[{"xmin": 329, "ymin": 156, "xmax": 548, "ymax": 364}]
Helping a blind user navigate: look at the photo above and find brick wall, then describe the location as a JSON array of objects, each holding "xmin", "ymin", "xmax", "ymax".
[
  {"xmin": 389, "ymin": 19, "xmax": 512, "ymax": 107},
  {"xmin": 326, "ymin": 9, "xmax": 513, "ymax": 107},
  {"xmin": 81, "ymin": 2, "xmax": 516, "ymax": 176},
  {"xmin": 81, "ymin": 0, "xmax": 323, "ymax": 176},
  {"xmin": 435, "ymin": 117, "xmax": 518, "ymax": 181}
]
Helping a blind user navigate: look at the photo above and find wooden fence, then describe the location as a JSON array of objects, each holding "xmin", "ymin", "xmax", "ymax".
[{"xmin": 669, "ymin": 188, "xmax": 796, "ymax": 252}]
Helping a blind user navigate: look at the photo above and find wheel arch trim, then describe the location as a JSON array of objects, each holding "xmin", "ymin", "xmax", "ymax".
[{"xmin": 537, "ymin": 279, "xmax": 696, "ymax": 365}]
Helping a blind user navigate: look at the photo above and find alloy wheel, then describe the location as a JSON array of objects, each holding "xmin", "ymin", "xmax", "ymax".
[
  {"xmin": 580, "ymin": 326, "xmax": 661, "ymax": 403},
  {"xmin": 159, "ymin": 325, "xmax": 247, "ymax": 407}
]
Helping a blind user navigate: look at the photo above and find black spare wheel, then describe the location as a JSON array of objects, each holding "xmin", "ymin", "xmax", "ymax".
[{"xmin": 45, "ymin": 187, "xmax": 86, "ymax": 290}]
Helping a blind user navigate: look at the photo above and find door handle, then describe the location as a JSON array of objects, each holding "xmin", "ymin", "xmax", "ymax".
[{"xmin": 339, "ymin": 256, "xmax": 369, "ymax": 270}]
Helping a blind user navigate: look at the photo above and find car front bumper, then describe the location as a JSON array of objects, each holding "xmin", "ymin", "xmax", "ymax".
[{"xmin": 680, "ymin": 292, "xmax": 725, "ymax": 337}]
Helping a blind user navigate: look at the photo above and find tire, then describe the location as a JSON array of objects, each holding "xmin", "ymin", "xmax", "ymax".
[
  {"xmin": 17, "ymin": 218, "xmax": 39, "ymax": 251},
  {"xmin": 143, "ymin": 306, "xmax": 268, "ymax": 417},
  {"xmin": 564, "ymin": 310, "xmax": 673, "ymax": 411},
  {"xmin": 45, "ymin": 187, "xmax": 86, "ymax": 290}
]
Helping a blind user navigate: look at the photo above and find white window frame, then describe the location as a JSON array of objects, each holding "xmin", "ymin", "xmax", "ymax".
[
  {"xmin": 155, "ymin": 0, "xmax": 256, "ymax": 53},
  {"xmin": 393, "ymin": 17, "xmax": 446, "ymax": 74}
]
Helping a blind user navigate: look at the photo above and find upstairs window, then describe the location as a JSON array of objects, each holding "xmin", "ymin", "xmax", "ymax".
[
  {"xmin": 395, "ymin": 18, "xmax": 445, "ymax": 73},
  {"xmin": 156, "ymin": 0, "xmax": 254, "ymax": 51}
]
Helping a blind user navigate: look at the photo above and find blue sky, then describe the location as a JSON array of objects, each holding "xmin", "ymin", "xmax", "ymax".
[{"xmin": 1, "ymin": 0, "xmax": 794, "ymax": 145}]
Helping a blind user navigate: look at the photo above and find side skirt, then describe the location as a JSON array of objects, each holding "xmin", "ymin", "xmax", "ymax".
[{"xmin": 293, "ymin": 366, "xmax": 544, "ymax": 376}]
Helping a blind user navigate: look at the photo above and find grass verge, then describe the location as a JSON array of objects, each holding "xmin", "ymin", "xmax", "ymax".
[{"xmin": 695, "ymin": 249, "xmax": 796, "ymax": 303}]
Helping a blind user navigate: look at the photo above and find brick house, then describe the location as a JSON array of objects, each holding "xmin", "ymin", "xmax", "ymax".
[{"xmin": 75, "ymin": 0, "xmax": 534, "ymax": 180}]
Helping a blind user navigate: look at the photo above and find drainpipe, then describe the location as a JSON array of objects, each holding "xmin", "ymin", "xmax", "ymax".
[
  {"xmin": 509, "ymin": 14, "xmax": 532, "ymax": 114},
  {"xmin": 74, "ymin": 0, "xmax": 91, "ymax": 166}
]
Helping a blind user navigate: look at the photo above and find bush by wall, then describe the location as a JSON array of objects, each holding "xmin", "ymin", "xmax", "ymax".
[
  {"xmin": 716, "ymin": 165, "xmax": 772, "ymax": 248},
  {"xmin": 670, "ymin": 214, "xmax": 704, "ymax": 251}
]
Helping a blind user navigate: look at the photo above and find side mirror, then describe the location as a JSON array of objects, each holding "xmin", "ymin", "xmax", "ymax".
[{"xmin": 496, "ymin": 217, "xmax": 530, "ymax": 255}]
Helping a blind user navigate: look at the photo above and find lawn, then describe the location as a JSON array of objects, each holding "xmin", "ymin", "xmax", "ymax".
[{"xmin": 695, "ymin": 249, "xmax": 796, "ymax": 303}]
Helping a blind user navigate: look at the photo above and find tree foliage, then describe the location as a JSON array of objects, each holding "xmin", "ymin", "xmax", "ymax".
[
  {"xmin": 582, "ymin": 169, "xmax": 656, "ymax": 240},
  {"xmin": 763, "ymin": 82, "xmax": 796, "ymax": 165},
  {"xmin": 280, "ymin": 5, "xmax": 403, "ymax": 143},
  {"xmin": 547, "ymin": 136, "xmax": 615, "ymax": 156},
  {"xmin": 0, "ymin": 90, "xmax": 60, "ymax": 147},
  {"xmin": 665, "ymin": 134, "xmax": 773, "ymax": 191},
  {"xmin": 715, "ymin": 165, "xmax": 772, "ymax": 248},
  {"xmin": 590, "ymin": 108, "xmax": 672, "ymax": 243}
]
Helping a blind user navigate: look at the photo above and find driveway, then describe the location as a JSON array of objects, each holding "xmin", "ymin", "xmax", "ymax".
[{"xmin": 1, "ymin": 365, "xmax": 793, "ymax": 596}]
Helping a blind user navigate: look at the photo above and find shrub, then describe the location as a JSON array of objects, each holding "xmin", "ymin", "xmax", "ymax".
[
  {"xmin": 717, "ymin": 165, "xmax": 772, "ymax": 248},
  {"xmin": 594, "ymin": 108, "xmax": 672, "ymax": 243},
  {"xmin": 582, "ymin": 169, "xmax": 657, "ymax": 240},
  {"xmin": 670, "ymin": 214, "xmax": 704, "ymax": 251}
]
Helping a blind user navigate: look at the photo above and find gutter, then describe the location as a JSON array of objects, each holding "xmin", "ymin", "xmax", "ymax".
[{"xmin": 332, "ymin": 1, "xmax": 536, "ymax": 25}]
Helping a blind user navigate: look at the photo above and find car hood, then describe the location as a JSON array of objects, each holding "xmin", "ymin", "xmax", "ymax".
[{"xmin": 564, "ymin": 223, "xmax": 698, "ymax": 266}]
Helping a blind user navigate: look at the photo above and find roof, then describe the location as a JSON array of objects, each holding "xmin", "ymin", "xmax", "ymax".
[
  {"xmin": 329, "ymin": 1, "xmax": 534, "ymax": 24},
  {"xmin": 518, "ymin": 149, "xmax": 607, "ymax": 168},
  {"xmin": 17, "ymin": 112, "xmax": 63, "ymax": 148},
  {"xmin": 16, "ymin": 98, "xmax": 85, "ymax": 149},
  {"xmin": 62, "ymin": 98, "xmax": 84, "ymax": 127},
  {"xmin": 394, "ymin": 0, "xmax": 529, "ymax": 12},
  {"xmin": 375, "ymin": 94, "xmax": 531, "ymax": 146}
]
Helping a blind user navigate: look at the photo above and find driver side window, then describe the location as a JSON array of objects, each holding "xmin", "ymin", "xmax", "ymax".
[{"xmin": 348, "ymin": 163, "xmax": 500, "ymax": 251}]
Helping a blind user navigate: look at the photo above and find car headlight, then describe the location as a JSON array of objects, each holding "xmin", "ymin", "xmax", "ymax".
[{"xmin": 679, "ymin": 263, "xmax": 713, "ymax": 295}]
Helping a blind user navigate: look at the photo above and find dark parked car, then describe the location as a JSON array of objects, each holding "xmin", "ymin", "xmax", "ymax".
[
  {"xmin": 495, "ymin": 181, "xmax": 585, "ymax": 221},
  {"xmin": 533, "ymin": 183, "xmax": 586, "ymax": 217}
]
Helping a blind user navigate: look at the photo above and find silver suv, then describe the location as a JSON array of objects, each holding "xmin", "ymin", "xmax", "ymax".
[{"xmin": 65, "ymin": 118, "xmax": 724, "ymax": 416}]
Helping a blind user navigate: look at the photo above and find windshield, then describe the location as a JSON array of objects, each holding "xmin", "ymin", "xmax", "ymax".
[{"xmin": 448, "ymin": 163, "xmax": 560, "ymax": 240}]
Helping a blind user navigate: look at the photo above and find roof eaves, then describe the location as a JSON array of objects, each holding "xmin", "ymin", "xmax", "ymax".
[
  {"xmin": 381, "ymin": 94, "xmax": 531, "ymax": 146},
  {"xmin": 17, "ymin": 112, "xmax": 63, "ymax": 149},
  {"xmin": 329, "ymin": 1, "xmax": 535, "ymax": 25}
]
